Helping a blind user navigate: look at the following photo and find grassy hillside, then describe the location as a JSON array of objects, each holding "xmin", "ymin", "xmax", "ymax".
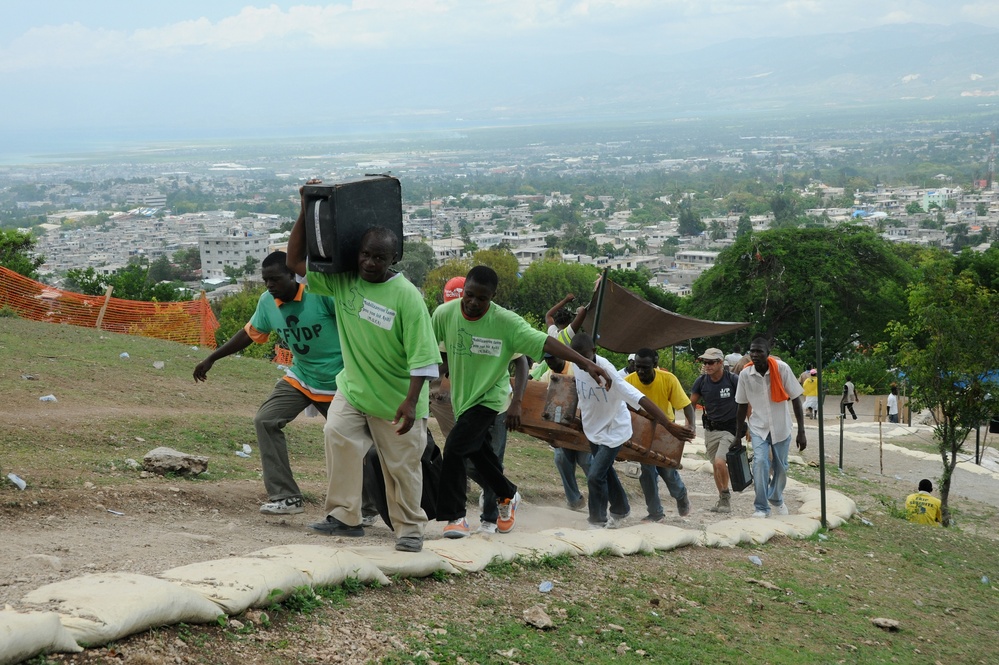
[{"xmin": 2, "ymin": 317, "xmax": 998, "ymax": 664}]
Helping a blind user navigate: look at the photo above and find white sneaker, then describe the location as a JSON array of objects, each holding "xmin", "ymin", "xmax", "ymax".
[
  {"xmin": 606, "ymin": 515, "xmax": 627, "ymax": 529},
  {"xmin": 774, "ymin": 503, "xmax": 789, "ymax": 516},
  {"xmin": 477, "ymin": 521, "xmax": 498, "ymax": 534},
  {"xmin": 588, "ymin": 521, "xmax": 607, "ymax": 530},
  {"xmin": 751, "ymin": 510, "xmax": 769, "ymax": 519},
  {"xmin": 260, "ymin": 497, "xmax": 304, "ymax": 515},
  {"xmin": 361, "ymin": 514, "xmax": 378, "ymax": 527}
]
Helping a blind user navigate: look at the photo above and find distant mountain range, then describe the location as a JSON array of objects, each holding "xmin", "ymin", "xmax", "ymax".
[{"xmin": 378, "ymin": 22, "xmax": 999, "ymax": 127}]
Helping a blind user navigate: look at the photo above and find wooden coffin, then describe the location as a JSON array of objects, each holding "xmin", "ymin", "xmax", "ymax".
[{"xmin": 515, "ymin": 374, "xmax": 685, "ymax": 469}]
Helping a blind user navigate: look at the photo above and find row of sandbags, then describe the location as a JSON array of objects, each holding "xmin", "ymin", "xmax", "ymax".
[{"xmin": 1, "ymin": 480, "xmax": 856, "ymax": 664}]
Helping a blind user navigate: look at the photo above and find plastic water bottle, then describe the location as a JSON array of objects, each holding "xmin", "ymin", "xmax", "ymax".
[
  {"xmin": 7, "ymin": 473, "xmax": 27, "ymax": 490},
  {"xmin": 538, "ymin": 581, "xmax": 554, "ymax": 593},
  {"xmin": 39, "ymin": 394, "xmax": 57, "ymax": 402},
  {"xmin": 748, "ymin": 556, "xmax": 762, "ymax": 566},
  {"xmin": 120, "ymin": 352, "xmax": 130, "ymax": 359}
]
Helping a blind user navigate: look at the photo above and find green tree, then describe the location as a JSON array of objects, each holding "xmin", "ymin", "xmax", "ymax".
[
  {"xmin": 513, "ymin": 260, "xmax": 600, "ymax": 324},
  {"xmin": 975, "ymin": 202, "xmax": 988, "ymax": 217},
  {"xmin": 395, "ymin": 241, "xmax": 435, "ymax": 287},
  {"xmin": 708, "ymin": 220, "xmax": 727, "ymax": 241},
  {"xmin": 65, "ymin": 262, "xmax": 183, "ymax": 301},
  {"xmin": 471, "ymin": 247, "xmax": 519, "ymax": 308},
  {"xmin": 0, "ymin": 229, "xmax": 44, "ymax": 279},
  {"xmin": 682, "ymin": 226, "xmax": 915, "ymax": 363},
  {"xmin": 423, "ymin": 258, "xmax": 473, "ymax": 311},
  {"xmin": 736, "ymin": 213, "xmax": 753, "ymax": 238},
  {"xmin": 677, "ymin": 199, "xmax": 705, "ymax": 237},
  {"xmin": 172, "ymin": 247, "xmax": 202, "ymax": 280},
  {"xmin": 606, "ymin": 268, "xmax": 681, "ymax": 313},
  {"xmin": 906, "ymin": 201, "xmax": 925, "ymax": 215},
  {"xmin": 211, "ymin": 284, "xmax": 274, "ymax": 358},
  {"xmin": 883, "ymin": 262, "xmax": 999, "ymax": 526},
  {"xmin": 147, "ymin": 255, "xmax": 175, "ymax": 283}
]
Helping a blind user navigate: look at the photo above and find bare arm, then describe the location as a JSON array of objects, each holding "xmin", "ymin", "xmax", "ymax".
[
  {"xmin": 734, "ymin": 402, "xmax": 749, "ymax": 446},
  {"xmin": 506, "ymin": 355, "xmax": 530, "ymax": 430},
  {"xmin": 394, "ymin": 375, "xmax": 429, "ymax": 435},
  {"xmin": 639, "ymin": 396, "xmax": 695, "ymax": 441},
  {"xmin": 682, "ymin": 403, "xmax": 696, "ymax": 435},
  {"xmin": 544, "ymin": 294, "xmax": 575, "ymax": 327},
  {"xmin": 193, "ymin": 328, "xmax": 254, "ymax": 382},
  {"xmin": 568, "ymin": 304, "xmax": 588, "ymax": 334},
  {"xmin": 792, "ymin": 396, "xmax": 807, "ymax": 451},
  {"xmin": 286, "ymin": 181, "xmax": 320, "ymax": 277}
]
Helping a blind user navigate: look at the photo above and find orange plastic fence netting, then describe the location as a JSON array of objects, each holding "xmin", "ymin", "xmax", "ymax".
[{"xmin": 0, "ymin": 266, "xmax": 219, "ymax": 349}]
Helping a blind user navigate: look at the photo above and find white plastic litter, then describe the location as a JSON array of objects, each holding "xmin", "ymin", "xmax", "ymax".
[
  {"xmin": 152, "ymin": 361, "xmax": 165, "ymax": 370},
  {"xmin": 235, "ymin": 450, "xmax": 251, "ymax": 458},
  {"xmin": 7, "ymin": 473, "xmax": 27, "ymax": 490},
  {"xmin": 538, "ymin": 581, "xmax": 553, "ymax": 593},
  {"xmin": 242, "ymin": 444, "xmax": 252, "ymax": 455},
  {"xmin": 39, "ymin": 395, "xmax": 57, "ymax": 402},
  {"xmin": 748, "ymin": 556, "xmax": 763, "ymax": 566},
  {"xmin": 119, "ymin": 352, "xmax": 130, "ymax": 359}
]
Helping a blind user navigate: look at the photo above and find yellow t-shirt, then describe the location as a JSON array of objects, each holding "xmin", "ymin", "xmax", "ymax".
[
  {"xmin": 803, "ymin": 376, "xmax": 818, "ymax": 397},
  {"xmin": 624, "ymin": 369, "xmax": 690, "ymax": 421},
  {"xmin": 905, "ymin": 491, "xmax": 942, "ymax": 526}
]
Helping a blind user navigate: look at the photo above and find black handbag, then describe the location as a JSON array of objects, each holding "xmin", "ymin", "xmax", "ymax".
[{"xmin": 726, "ymin": 444, "xmax": 753, "ymax": 492}]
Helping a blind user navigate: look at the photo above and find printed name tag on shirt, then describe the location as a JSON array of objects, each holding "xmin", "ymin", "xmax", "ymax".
[
  {"xmin": 470, "ymin": 336, "xmax": 503, "ymax": 356},
  {"xmin": 359, "ymin": 298, "xmax": 396, "ymax": 330}
]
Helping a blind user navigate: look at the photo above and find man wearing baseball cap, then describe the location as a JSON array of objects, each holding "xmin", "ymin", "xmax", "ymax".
[{"xmin": 689, "ymin": 348, "xmax": 739, "ymax": 513}]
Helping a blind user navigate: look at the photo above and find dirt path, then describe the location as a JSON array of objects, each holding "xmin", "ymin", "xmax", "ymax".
[{"xmin": 4, "ymin": 414, "xmax": 996, "ymax": 610}]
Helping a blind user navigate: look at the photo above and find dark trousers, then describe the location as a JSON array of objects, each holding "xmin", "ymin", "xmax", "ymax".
[
  {"xmin": 841, "ymin": 402, "xmax": 857, "ymax": 419},
  {"xmin": 436, "ymin": 404, "xmax": 517, "ymax": 522}
]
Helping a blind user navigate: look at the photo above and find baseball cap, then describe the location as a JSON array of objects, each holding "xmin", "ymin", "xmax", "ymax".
[
  {"xmin": 443, "ymin": 276, "xmax": 465, "ymax": 302},
  {"xmin": 627, "ymin": 353, "xmax": 636, "ymax": 361},
  {"xmin": 697, "ymin": 348, "xmax": 725, "ymax": 361}
]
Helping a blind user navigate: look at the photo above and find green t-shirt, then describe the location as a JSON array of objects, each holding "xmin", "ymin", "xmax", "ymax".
[
  {"xmin": 248, "ymin": 287, "xmax": 341, "ymax": 393},
  {"xmin": 432, "ymin": 300, "xmax": 547, "ymax": 418},
  {"xmin": 307, "ymin": 271, "xmax": 441, "ymax": 420}
]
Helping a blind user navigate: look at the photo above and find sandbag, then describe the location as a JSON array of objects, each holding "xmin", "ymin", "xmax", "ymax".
[
  {"xmin": 495, "ymin": 532, "xmax": 580, "ymax": 560},
  {"xmin": 160, "ymin": 557, "xmax": 311, "ymax": 615},
  {"xmin": 248, "ymin": 544, "xmax": 390, "ymax": 587},
  {"xmin": 348, "ymin": 546, "xmax": 458, "ymax": 578},
  {"xmin": 0, "ymin": 611, "xmax": 81, "ymax": 665},
  {"xmin": 626, "ymin": 523, "xmax": 700, "ymax": 551},
  {"xmin": 768, "ymin": 515, "xmax": 823, "ymax": 539},
  {"xmin": 20, "ymin": 573, "xmax": 223, "ymax": 647},
  {"xmin": 426, "ymin": 537, "xmax": 518, "ymax": 573},
  {"xmin": 539, "ymin": 528, "xmax": 628, "ymax": 557}
]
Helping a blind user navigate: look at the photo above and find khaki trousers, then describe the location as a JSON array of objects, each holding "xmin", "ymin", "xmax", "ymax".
[{"xmin": 324, "ymin": 397, "xmax": 427, "ymax": 539}]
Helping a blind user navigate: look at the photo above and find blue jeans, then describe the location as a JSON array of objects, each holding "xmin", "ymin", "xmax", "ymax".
[
  {"xmin": 586, "ymin": 444, "xmax": 630, "ymax": 525},
  {"xmin": 638, "ymin": 464, "xmax": 687, "ymax": 519},
  {"xmin": 554, "ymin": 447, "xmax": 592, "ymax": 505},
  {"xmin": 465, "ymin": 412, "xmax": 508, "ymax": 523},
  {"xmin": 750, "ymin": 431, "xmax": 791, "ymax": 514}
]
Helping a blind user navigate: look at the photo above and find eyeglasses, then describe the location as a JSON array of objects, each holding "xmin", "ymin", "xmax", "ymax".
[{"xmin": 701, "ymin": 359, "xmax": 720, "ymax": 365}]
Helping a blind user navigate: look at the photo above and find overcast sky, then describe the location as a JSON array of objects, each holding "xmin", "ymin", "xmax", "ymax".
[{"xmin": 3, "ymin": 1, "xmax": 999, "ymax": 151}]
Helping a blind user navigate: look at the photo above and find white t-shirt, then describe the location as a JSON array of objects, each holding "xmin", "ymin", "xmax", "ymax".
[
  {"xmin": 735, "ymin": 358, "xmax": 803, "ymax": 443},
  {"xmin": 572, "ymin": 354, "xmax": 645, "ymax": 448},
  {"xmin": 725, "ymin": 352, "xmax": 744, "ymax": 368},
  {"xmin": 887, "ymin": 393, "xmax": 898, "ymax": 415}
]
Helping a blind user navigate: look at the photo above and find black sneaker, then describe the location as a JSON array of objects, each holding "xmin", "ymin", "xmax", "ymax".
[
  {"xmin": 677, "ymin": 496, "xmax": 691, "ymax": 517},
  {"xmin": 307, "ymin": 515, "xmax": 363, "ymax": 537},
  {"xmin": 395, "ymin": 536, "xmax": 423, "ymax": 552}
]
